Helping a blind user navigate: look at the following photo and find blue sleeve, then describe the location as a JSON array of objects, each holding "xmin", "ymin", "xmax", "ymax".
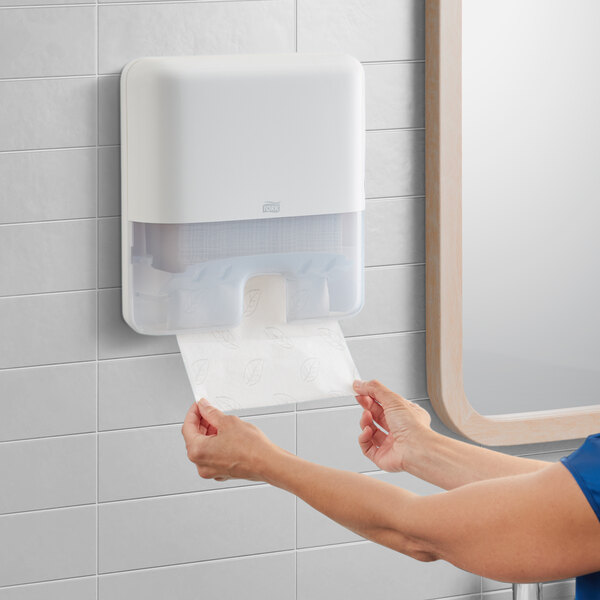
[{"xmin": 561, "ymin": 434, "xmax": 600, "ymax": 523}]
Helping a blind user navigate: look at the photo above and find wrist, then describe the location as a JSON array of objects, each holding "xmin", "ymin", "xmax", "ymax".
[
  {"xmin": 402, "ymin": 427, "xmax": 444, "ymax": 476},
  {"xmin": 256, "ymin": 444, "xmax": 297, "ymax": 486}
]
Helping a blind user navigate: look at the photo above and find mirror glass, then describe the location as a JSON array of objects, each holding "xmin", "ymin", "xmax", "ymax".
[{"xmin": 462, "ymin": 0, "xmax": 600, "ymax": 415}]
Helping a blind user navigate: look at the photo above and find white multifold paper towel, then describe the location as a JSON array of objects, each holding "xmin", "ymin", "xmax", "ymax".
[{"xmin": 177, "ymin": 275, "xmax": 360, "ymax": 411}]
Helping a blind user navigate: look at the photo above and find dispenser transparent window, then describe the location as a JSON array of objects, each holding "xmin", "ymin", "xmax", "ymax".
[{"xmin": 126, "ymin": 212, "xmax": 364, "ymax": 334}]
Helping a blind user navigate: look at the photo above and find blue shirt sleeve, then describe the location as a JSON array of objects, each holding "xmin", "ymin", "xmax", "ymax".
[{"xmin": 561, "ymin": 433, "xmax": 600, "ymax": 523}]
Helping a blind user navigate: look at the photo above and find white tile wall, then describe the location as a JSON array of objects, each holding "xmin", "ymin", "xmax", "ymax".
[
  {"xmin": 0, "ymin": 7, "xmax": 96, "ymax": 78},
  {"xmin": 99, "ymin": 414, "xmax": 295, "ymax": 501},
  {"xmin": 297, "ymin": 0, "xmax": 425, "ymax": 62},
  {"xmin": 98, "ymin": 553, "xmax": 295, "ymax": 600},
  {"xmin": 0, "ymin": 506, "xmax": 96, "ymax": 587},
  {"xmin": 98, "ymin": 486, "xmax": 295, "ymax": 573},
  {"xmin": 98, "ymin": 146, "xmax": 120, "ymax": 217},
  {"xmin": 0, "ymin": 78, "xmax": 96, "ymax": 152},
  {"xmin": 0, "ymin": 434, "xmax": 96, "ymax": 514},
  {"xmin": 297, "ymin": 541, "xmax": 480, "ymax": 600},
  {"xmin": 0, "ymin": 220, "xmax": 97, "ymax": 296},
  {"xmin": 98, "ymin": 354, "xmax": 193, "ymax": 430},
  {"xmin": 0, "ymin": 0, "xmax": 578, "ymax": 597},
  {"xmin": 0, "ymin": 578, "xmax": 96, "ymax": 600},
  {"xmin": 0, "ymin": 149, "xmax": 97, "ymax": 224},
  {"xmin": 98, "ymin": 0, "xmax": 296, "ymax": 74},
  {"xmin": 0, "ymin": 291, "xmax": 96, "ymax": 369},
  {"xmin": 0, "ymin": 362, "xmax": 96, "ymax": 441}
]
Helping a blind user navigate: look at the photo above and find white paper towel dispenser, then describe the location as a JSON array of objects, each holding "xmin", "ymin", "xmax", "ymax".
[{"xmin": 121, "ymin": 53, "xmax": 365, "ymax": 335}]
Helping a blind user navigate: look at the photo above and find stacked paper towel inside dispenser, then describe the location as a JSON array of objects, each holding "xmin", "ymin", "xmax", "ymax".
[{"xmin": 120, "ymin": 53, "xmax": 365, "ymax": 336}]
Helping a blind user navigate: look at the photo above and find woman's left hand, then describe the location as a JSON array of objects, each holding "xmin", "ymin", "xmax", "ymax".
[{"xmin": 181, "ymin": 398, "xmax": 283, "ymax": 482}]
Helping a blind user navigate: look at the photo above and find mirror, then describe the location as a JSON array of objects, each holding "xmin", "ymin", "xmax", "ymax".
[{"xmin": 425, "ymin": 0, "xmax": 600, "ymax": 445}]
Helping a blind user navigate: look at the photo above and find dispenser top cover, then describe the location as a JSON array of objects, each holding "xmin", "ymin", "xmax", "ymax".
[
  {"xmin": 121, "ymin": 53, "xmax": 365, "ymax": 224},
  {"xmin": 121, "ymin": 53, "xmax": 365, "ymax": 335}
]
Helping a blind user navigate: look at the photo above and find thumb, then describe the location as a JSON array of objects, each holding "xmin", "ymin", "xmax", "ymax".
[
  {"xmin": 353, "ymin": 379, "xmax": 407, "ymax": 409},
  {"xmin": 197, "ymin": 397, "xmax": 226, "ymax": 428}
]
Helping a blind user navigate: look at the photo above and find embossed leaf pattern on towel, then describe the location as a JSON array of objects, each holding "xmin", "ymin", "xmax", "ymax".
[
  {"xmin": 243, "ymin": 288, "xmax": 261, "ymax": 316},
  {"xmin": 318, "ymin": 327, "xmax": 345, "ymax": 350},
  {"xmin": 214, "ymin": 396, "xmax": 237, "ymax": 411},
  {"xmin": 243, "ymin": 358, "xmax": 264, "ymax": 386},
  {"xmin": 211, "ymin": 329, "xmax": 238, "ymax": 349},
  {"xmin": 300, "ymin": 357, "xmax": 320, "ymax": 383},
  {"xmin": 191, "ymin": 359, "xmax": 209, "ymax": 384},
  {"xmin": 264, "ymin": 326, "xmax": 294, "ymax": 349}
]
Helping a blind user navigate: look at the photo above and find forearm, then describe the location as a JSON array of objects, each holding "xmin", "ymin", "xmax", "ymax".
[
  {"xmin": 261, "ymin": 449, "xmax": 437, "ymax": 561},
  {"xmin": 406, "ymin": 429, "xmax": 550, "ymax": 490}
]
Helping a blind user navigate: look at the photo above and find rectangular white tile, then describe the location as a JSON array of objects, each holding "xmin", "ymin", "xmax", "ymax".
[
  {"xmin": 99, "ymin": 146, "xmax": 120, "ymax": 217},
  {"xmin": 98, "ymin": 217, "xmax": 120, "ymax": 288},
  {"xmin": 366, "ymin": 129, "xmax": 425, "ymax": 198},
  {"xmin": 98, "ymin": 288, "xmax": 178, "ymax": 359},
  {"xmin": 98, "ymin": 76, "xmax": 120, "ymax": 146},
  {"xmin": 365, "ymin": 62, "xmax": 425, "ymax": 130},
  {"xmin": 348, "ymin": 332, "xmax": 427, "ymax": 400},
  {"xmin": 341, "ymin": 265, "xmax": 425, "ymax": 337},
  {"xmin": 0, "ymin": 291, "xmax": 96, "ymax": 369},
  {"xmin": 365, "ymin": 197, "xmax": 425, "ymax": 267},
  {"xmin": 99, "ymin": 354, "xmax": 193, "ymax": 430},
  {"xmin": 296, "ymin": 405, "xmax": 371, "ymax": 472},
  {"xmin": 99, "ymin": 553, "xmax": 294, "ymax": 600},
  {"xmin": 0, "ymin": 78, "xmax": 96, "ymax": 152},
  {"xmin": 0, "ymin": 577, "xmax": 96, "ymax": 600},
  {"xmin": 297, "ymin": 541, "xmax": 480, "ymax": 600},
  {"xmin": 99, "ymin": 413, "xmax": 295, "ymax": 501},
  {"xmin": 0, "ymin": 434, "xmax": 96, "ymax": 514},
  {"xmin": 98, "ymin": 0, "xmax": 295, "ymax": 74},
  {"xmin": 0, "ymin": 149, "xmax": 96, "ymax": 225},
  {"xmin": 298, "ymin": 0, "xmax": 425, "ymax": 62},
  {"xmin": 99, "ymin": 486, "xmax": 294, "ymax": 573},
  {"xmin": 0, "ymin": 362, "xmax": 96, "ymax": 442},
  {"xmin": 0, "ymin": 7, "xmax": 95, "ymax": 78},
  {"xmin": 0, "ymin": 220, "xmax": 96, "ymax": 296},
  {"xmin": 297, "ymin": 471, "xmax": 442, "ymax": 548},
  {"xmin": 0, "ymin": 506, "xmax": 96, "ymax": 587}
]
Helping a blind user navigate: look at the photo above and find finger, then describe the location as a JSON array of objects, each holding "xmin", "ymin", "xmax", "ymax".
[
  {"xmin": 358, "ymin": 426, "xmax": 378, "ymax": 461},
  {"xmin": 181, "ymin": 403, "xmax": 201, "ymax": 443},
  {"xmin": 360, "ymin": 411, "xmax": 388, "ymax": 446},
  {"xmin": 197, "ymin": 398, "xmax": 226, "ymax": 429},
  {"xmin": 358, "ymin": 425, "xmax": 374, "ymax": 452},
  {"xmin": 353, "ymin": 379, "xmax": 407, "ymax": 410},
  {"xmin": 356, "ymin": 395, "xmax": 389, "ymax": 431}
]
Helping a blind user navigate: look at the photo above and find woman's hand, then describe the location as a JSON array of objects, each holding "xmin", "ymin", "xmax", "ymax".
[
  {"xmin": 181, "ymin": 398, "xmax": 284, "ymax": 482},
  {"xmin": 354, "ymin": 379, "xmax": 433, "ymax": 472}
]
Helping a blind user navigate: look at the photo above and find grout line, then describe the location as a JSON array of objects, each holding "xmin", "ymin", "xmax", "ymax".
[
  {"xmin": 0, "ymin": 0, "xmax": 273, "ymax": 9},
  {"xmin": 0, "ymin": 430, "xmax": 97, "ymax": 446},
  {"xmin": 0, "ymin": 575, "xmax": 97, "ymax": 592},
  {"xmin": 0, "ymin": 144, "xmax": 117, "ymax": 156},
  {"xmin": 0, "ymin": 73, "xmax": 96, "ymax": 82},
  {"xmin": 98, "ymin": 547, "xmax": 297, "ymax": 579},
  {"xmin": 0, "ymin": 288, "xmax": 99, "ymax": 301},
  {"xmin": 0, "ymin": 216, "xmax": 99, "ymax": 228},
  {"xmin": 95, "ymin": 0, "xmax": 101, "ymax": 592},
  {"xmin": 0, "ymin": 503, "xmax": 97, "ymax": 518}
]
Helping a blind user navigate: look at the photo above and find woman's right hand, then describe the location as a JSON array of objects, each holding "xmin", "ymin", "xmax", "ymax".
[{"xmin": 353, "ymin": 379, "xmax": 433, "ymax": 473}]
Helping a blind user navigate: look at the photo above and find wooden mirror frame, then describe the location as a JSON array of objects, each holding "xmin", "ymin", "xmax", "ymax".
[{"xmin": 424, "ymin": 0, "xmax": 600, "ymax": 445}]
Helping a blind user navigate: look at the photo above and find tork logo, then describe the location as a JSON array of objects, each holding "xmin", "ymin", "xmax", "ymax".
[{"xmin": 262, "ymin": 201, "xmax": 281, "ymax": 214}]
